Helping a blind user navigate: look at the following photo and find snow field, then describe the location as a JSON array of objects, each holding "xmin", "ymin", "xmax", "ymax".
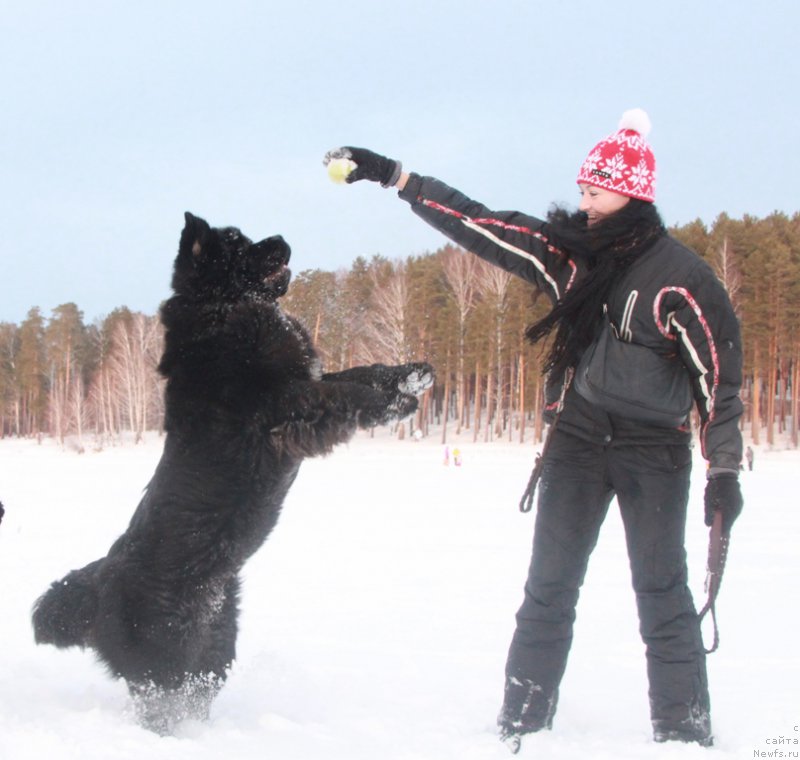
[{"xmin": 0, "ymin": 432, "xmax": 797, "ymax": 759}]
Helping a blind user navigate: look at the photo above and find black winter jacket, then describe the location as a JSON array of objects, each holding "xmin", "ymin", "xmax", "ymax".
[{"xmin": 399, "ymin": 173, "xmax": 743, "ymax": 473}]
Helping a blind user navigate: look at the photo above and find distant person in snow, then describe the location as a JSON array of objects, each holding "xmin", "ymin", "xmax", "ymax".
[
  {"xmin": 325, "ymin": 110, "xmax": 744, "ymax": 751},
  {"xmin": 745, "ymin": 445, "xmax": 754, "ymax": 471}
]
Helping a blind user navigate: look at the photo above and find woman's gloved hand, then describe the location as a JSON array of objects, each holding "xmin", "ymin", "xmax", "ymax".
[
  {"xmin": 704, "ymin": 473, "xmax": 743, "ymax": 534},
  {"xmin": 323, "ymin": 147, "xmax": 402, "ymax": 187}
]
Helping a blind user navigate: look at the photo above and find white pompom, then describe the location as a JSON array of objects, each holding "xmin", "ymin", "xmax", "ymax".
[{"xmin": 618, "ymin": 108, "xmax": 652, "ymax": 137}]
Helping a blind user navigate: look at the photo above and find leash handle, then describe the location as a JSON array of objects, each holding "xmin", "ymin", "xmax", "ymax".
[
  {"xmin": 698, "ymin": 510, "xmax": 729, "ymax": 654},
  {"xmin": 519, "ymin": 369, "xmax": 573, "ymax": 513},
  {"xmin": 519, "ymin": 454, "xmax": 543, "ymax": 513},
  {"xmin": 698, "ymin": 604, "xmax": 719, "ymax": 654}
]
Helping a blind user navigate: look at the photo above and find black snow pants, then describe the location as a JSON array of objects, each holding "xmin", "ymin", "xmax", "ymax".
[{"xmin": 501, "ymin": 429, "xmax": 710, "ymax": 738}]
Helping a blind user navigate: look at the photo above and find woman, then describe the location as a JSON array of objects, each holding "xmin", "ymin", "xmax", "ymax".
[{"xmin": 324, "ymin": 110, "xmax": 743, "ymax": 751}]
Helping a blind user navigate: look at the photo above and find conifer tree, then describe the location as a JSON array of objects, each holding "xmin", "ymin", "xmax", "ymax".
[
  {"xmin": 16, "ymin": 308, "xmax": 47, "ymax": 436},
  {"xmin": 3, "ymin": 210, "xmax": 799, "ymax": 447},
  {"xmin": 439, "ymin": 244, "xmax": 481, "ymax": 434},
  {"xmin": 0, "ymin": 322, "xmax": 18, "ymax": 436},
  {"xmin": 45, "ymin": 303, "xmax": 89, "ymax": 444}
]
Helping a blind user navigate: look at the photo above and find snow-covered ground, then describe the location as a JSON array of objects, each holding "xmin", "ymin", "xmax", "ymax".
[{"xmin": 0, "ymin": 430, "xmax": 797, "ymax": 759}]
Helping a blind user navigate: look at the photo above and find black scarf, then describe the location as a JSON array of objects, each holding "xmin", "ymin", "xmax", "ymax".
[{"xmin": 526, "ymin": 199, "xmax": 666, "ymax": 379}]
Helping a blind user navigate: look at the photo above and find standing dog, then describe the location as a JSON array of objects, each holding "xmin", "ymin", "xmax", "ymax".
[{"xmin": 32, "ymin": 213, "xmax": 433, "ymax": 733}]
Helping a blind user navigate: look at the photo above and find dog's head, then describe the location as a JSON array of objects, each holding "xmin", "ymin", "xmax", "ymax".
[{"xmin": 172, "ymin": 212, "xmax": 292, "ymax": 303}]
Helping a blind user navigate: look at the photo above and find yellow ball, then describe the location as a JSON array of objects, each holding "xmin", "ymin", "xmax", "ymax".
[{"xmin": 327, "ymin": 157, "xmax": 356, "ymax": 184}]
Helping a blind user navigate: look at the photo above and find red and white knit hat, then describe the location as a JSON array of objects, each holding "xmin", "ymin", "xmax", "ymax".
[{"xmin": 576, "ymin": 109, "xmax": 656, "ymax": 202}]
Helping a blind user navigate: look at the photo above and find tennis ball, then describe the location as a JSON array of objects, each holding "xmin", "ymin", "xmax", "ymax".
[{"xmin": 327, "ymin": 157, "xmax": 356, "ymax": 184}]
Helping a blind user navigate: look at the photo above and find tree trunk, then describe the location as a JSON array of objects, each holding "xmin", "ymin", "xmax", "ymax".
[
  {"xmin": 441, "ymin": 355, "xmax": 451, "ymax": 445},
  {"xmin": 751, "ymin": 369, "xmax": 761, "ymax": 446},
  {"xmin": 518, "ymin": 353, "xmax": 525, "ymax": 444},
  {"xmin": 484, "ymin": 366, "xmax": 494, "ymax": 443},
  {"xmin": 473, "ymin": 360, "xmax": 482, "ymax": 443},
  {"xmin": 456, "ymin": 336, "xmax": 465, "ymax": 435},
  {"xmin": 533, "ymin": 372, "xmax": 543, "ymax": 444},
  {"xmin": 766, "ymin": 332, "xmax": 777, "ymax": 446},
  {"xmin": 792, "ymin": 354, "xmax": 799, "ymax": 448}
]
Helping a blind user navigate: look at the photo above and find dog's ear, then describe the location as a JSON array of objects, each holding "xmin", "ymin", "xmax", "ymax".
[{"xmin": 180, "ymin": 212, "xmax": 212, "ymax": 259}]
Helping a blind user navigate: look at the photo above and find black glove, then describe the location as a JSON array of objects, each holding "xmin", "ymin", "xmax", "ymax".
[
  {"xmin": 704, "ymin": 473, "xmax": 743, "ymax": 534},
  {"xmin": 323, "ymin": 146, "xmax": 402, "ymax": 187}
]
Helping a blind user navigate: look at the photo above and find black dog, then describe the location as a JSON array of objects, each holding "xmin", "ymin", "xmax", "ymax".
[{"xmin": 32, "ymin": 212, "xmax": 433, "ymax": 733}]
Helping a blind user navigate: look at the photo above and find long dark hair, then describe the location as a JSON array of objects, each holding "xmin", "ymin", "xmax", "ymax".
[{"xmin": 526, "ymin": 199, "xmax": 666, "ymax": 379}]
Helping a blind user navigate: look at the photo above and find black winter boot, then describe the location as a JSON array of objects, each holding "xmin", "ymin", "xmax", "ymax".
[
  {"xmin": 653, "ymin": 707, "xmax": 713, "ymax": 748},
  {"xmin": 497, "ymin": 677, "xmax": 556, "ymax": 752}
]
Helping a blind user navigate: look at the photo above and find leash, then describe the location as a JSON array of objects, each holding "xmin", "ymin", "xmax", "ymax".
[
  {"xmin": 518, "ymin": 445, "xmax": 547, "ymax": 513},
  {"xmin": 519, "ymin": 370, "xmax": 572, "ymax": 513},
  {"xmin": 697, "ymin": 510, "xmax": 730, "ymax": 654},
  {"xmin": 518, "ymin": 416, "xmax": 561, "ymax": 513}
]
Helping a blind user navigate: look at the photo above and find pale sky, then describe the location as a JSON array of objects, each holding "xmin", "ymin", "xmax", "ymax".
[{"xmin": 1, "ymin": 0, "xmax": 797, "ymax": 324}]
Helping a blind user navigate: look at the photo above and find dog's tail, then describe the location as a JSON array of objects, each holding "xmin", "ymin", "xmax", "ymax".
[{"xmin": 32, "ymin": 559, "xmax": 103, "ymax": 648}]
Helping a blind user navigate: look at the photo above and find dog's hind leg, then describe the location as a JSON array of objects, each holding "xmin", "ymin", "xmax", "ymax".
[
  {"xmin": 129, "ymin": 676, "xmax": 224, "ymax": 736},
  {"xmin": 125, "ymin": 577, "xmax": 240, "ymax": 734},
  {"xmin": 198, "ymin": 575, "xmax": 240, "ymax": 683}
]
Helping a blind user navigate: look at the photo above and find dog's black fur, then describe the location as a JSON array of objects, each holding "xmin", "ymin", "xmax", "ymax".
[{"xmin": 32, "ymin": 212, "xmax": 433, "ymax": 733}]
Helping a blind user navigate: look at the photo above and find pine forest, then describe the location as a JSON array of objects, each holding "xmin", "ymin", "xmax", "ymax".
[{"xmin": 1, "ymin": 211, "xmax": 798, "ymax": 450}]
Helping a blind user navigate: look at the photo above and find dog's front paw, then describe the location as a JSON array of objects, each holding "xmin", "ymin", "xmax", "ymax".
[
  {"xmin": 358, "ymin": 392, "xmax": 418, "ymax": 428},
  {"xmin": 391, "ymin": 393, "xmax": 419, "ymax": 420},
  {"xmin": 397, "ymin": 362, "xmax": 435, "ymax": 396}
]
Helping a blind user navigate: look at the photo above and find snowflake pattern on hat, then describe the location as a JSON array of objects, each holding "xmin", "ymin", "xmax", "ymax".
[{"xmin": 576, "ymin": 110, "xmax": 656, "ymax": 202}]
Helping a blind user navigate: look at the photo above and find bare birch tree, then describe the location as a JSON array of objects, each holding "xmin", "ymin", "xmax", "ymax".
[
  {"xmin": 475, "ymin": 259, "xmax": 512, "ymax": 439},
  {"xmin": 359, "ymin": 259, "xmax": 411, "ymax": 364},
  {"xmin": 439, "ymin": 245, "xmax": 481, "ymax": 434},
  {"xmin": 713, "ymin": 236, "xmax": 742, "ymax": 314},
  {"xmin": 107, "ymin": 312, "xmax": 164, "ymax": 442}
]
